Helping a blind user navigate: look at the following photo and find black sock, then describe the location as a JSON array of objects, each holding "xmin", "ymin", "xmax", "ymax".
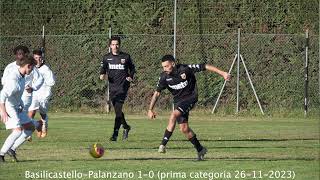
[
  {"xmin": 113, "ymin": 117, "xmax": 122, "ymax": 137},
  {"xmin": 189, "ymin": 135, "xmax": 203, "ymax": 152},
  {"xmin": 161, "ymin": 129, "xmax": 173, "ymax": 146},
  {"xmin": 121, "ymin": 113, "xmax": 130, "ymax": 129}
]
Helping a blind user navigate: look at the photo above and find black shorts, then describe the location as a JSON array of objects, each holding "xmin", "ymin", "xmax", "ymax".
[
  {"xmin": 110, "ymin": 93, "xmax": 127, "ymax": 105},
  {"xmin": 174, "ymin": 98, "xmax": 197, "ymax": 124}
]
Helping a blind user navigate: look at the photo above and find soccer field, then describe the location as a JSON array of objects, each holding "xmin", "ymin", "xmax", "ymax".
[{"xmin": 0, "ymin": 113, "xmax": 319, "ymax": 180}]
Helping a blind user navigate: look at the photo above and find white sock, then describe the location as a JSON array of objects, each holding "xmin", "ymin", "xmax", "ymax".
[
  {"xmin": 41, "ymin": 115, "xmax": 48, "ymax": 128},
  {"xmin": 0, "ymin": 130, "xmax": 22, "ymax": 155},
  {"xmin": 11, "ymin": 130, "xmax": 33, "ymax": 151}
]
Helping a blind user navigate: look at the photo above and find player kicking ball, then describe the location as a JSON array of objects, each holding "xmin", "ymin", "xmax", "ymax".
[
  {"xmin": 0, "ymin": 56, "xmax": 41, "ymax": 162},
  {"xmin": 147, "ymin": 55, "xmax": 230, "ymax": 160}
]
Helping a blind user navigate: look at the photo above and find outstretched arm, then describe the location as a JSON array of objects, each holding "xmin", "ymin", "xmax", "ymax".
[
  {"xmin": 205, "ymin": 64, "xmax": 231, "ymax": 81},
  {"xmin": 147, "ymin": 91, "xmax": 161, "ymax": 119}
]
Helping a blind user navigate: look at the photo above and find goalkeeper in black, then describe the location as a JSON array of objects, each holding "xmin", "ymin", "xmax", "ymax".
[
  {"xmin": 147, "ymin": 55, "xmax": 230, "ymax": 160},
  {"xmin": 100, "ymin": 36, "xmax": 136, "ymax": 141}
]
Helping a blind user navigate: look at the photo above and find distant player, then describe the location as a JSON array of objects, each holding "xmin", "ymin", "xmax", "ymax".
[
  {"xmin": 100, "ymin": 36, "xmax": 136, "ymax": 141},
  {"xmin": 0, "ymin": 56, "xmax": 41, "ymax": 162},
  {"xmin": 147, "ymin": 55, "xmax": 231, "ymax": 160},
  {"xmin": 28, "ymin": 49, "xmax": 55, "ymax": 138}
]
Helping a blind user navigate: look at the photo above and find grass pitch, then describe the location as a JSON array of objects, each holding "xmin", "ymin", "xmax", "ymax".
[{"xmin": 0, "ymin": 112, "xmax": 319, "ymax": 180}]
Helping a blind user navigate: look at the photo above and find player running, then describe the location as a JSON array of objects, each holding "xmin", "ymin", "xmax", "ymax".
[
  {"xmin": 28, "ymin": 49, "xmax": 56, "ymax": 138},
  {"xmin": 1, "ymin": 45, "xmax": 44, "ymax": 119},
  {"xmin": 0, "ymin": 56, "xmax": 41, "ymax": 162},
  {"xmin": 99, "ymin": 36, "xmax": 136, "ymax": 141},
  {"xmin": 147, "ymin": 55, "xmax": 230, "ymax": 160}
]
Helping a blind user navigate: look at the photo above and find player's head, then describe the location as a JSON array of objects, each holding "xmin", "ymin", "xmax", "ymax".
[
  {"xmin": 33, "ymin": 49, "xmax": 43, "ymax": 67},
  {"xmin": 161, "ymin": 55, "xmax": 176, "ymax": 74},
  {"xmin": 109, "ymin": 36, "xmax": 121, "ymax": 55},
  {"xmin": 13, "ymin": 45, "xmax": 30, "ymax": 61},
  {"xmin": 17, "ymin": 55, "xmax": 36, "ymax": 75}
]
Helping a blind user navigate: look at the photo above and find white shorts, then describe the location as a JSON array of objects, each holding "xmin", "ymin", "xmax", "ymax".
[
  {"xmin": 29, "ymin": 95, "xmax": 51, "ymax": 114},
  {"xmin": 4, "ymin": 106, "xmax": 32, "ymax": 130}
]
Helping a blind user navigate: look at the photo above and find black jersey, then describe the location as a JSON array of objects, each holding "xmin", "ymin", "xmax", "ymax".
[
  {"xmin": 156, "ymin": 64, "xmax": 206, "ymax": 103},
  {"xmin": 100, "ymin": 52, "xmax": 136, "ymax": 95}
]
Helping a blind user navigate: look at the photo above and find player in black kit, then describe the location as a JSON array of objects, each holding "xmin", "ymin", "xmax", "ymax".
[
  {"xmin": 100, "ymin": 36, "xmax": 135, "ymax": 141},
  {"xmin": 147, "ymin": 55, "xmax": 230, "ymax": 160}
]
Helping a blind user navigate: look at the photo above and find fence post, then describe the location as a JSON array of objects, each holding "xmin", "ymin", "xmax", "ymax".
[
  {"xmin": 236, "ymin": 28, "xmax": 240, "ymax": 113},
  {"xmin": 105, "ymin": 25, "xmax": 112, "ymax": 113},
  {"xmin": 304, "ymin": 29, "xmax": 309, "ymax": 117}
]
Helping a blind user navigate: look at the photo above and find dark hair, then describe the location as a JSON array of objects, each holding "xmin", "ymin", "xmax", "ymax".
[
  {"xmin": 17, "ymin": 55, "xmax": 36, "ymax": 67},
  {"xmin": 109, "ymin": 36, "xmax": 121, "ymax": 46},
  {"xmin": 33, "ymin": 49, "xmax": 42, "ymax": 56},
  {"xmin": 13, "ymin": 45, "xmax": 30, "ymax": 55},
  {"xmin": 161, "ymin": 54, "xmax": 175, "ymax": 62}
]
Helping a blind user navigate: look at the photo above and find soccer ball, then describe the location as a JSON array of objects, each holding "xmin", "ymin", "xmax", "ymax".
[{"xmin": 89, "ymin": 143, "xmax": 105, "ymax": 158}]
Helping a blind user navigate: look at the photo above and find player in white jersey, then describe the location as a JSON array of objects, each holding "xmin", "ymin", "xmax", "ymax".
[
  {"xmin": 1, "ymin": 45, "xmax": 44, "ymax": 113},
  {"xmin": 0, "ymin": 56, "xmax": 41, "ymax": 162},
  {"xmin": 28, "ymin": 49, "xmax": 55, "ymax": 138}
]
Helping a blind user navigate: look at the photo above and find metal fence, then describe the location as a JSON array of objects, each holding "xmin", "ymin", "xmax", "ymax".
[
  {"xmin": 0, "ymin": 32, "xmax": 319, "ymax": 113},
  {"xmin": 0, "ymin": 0, "xmax": 319, "ymax": 114}
]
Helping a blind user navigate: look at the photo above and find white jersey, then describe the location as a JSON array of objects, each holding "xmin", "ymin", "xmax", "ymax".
[
  {"xmin": 1, "ymin": 61, "xmax": 18, "ymax": 86},
  {"xmin": 1, "ymin": 61, "xmax": 44, "ymax": 91},
  {"xmin": 34, "ymin": 64, "xmax": 55, "ymax": 98},
  {"xmin": 0, "ymin": 67, "xmax": 33, "ymax": 129},
  {"xmin": 0, "ymin": 67, "xmax": 24, "ymax": 108}
]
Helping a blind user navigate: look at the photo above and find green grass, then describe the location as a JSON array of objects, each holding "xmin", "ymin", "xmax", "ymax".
[{"xmin": 0, "ymin": 112, "xmax": 319, "ymax": 180}]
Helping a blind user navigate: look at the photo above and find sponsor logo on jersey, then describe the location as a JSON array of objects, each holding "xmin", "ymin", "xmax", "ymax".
[
  {"xmin": 107, "ymin": 58, "xmax": 113, "ymax": 61},
  {"xmin": 180, "ymin": 73, "xmax": 186, "ymax": 80},
  {"xmin": 121, "ymin": 59, "xmax": 126, "ymax": 64},
  {"xmin": 108, "ymin": 63, "xmax": 125, "ymax": 70},
  {"xmin": 168, "ymin": 80, "xmax": 188, "ymax": 90},
  {"xmin": 166, "ymin": 78, "xmax": 173, "ymax": 81}
]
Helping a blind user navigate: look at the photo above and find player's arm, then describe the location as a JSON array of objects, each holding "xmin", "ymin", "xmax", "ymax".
[
  {"xmin": 31, "ymin": 68, "xmax": 44, "ymax": 91},
  {"xmin": 147, "ymin": 91, "xmax": 161, "ymax": 119},
  {"xmin": 99, "ymin": 58, "xmax": 108, "ymax": 80},
  {"xmin": 205, "ymin": 64, "xmax": 231, "ymax": 81},
  {"xmin": 44, "ymin": 67, "xmax": 56, "ymax": 87},
  {"xmin": 1, "ymin": 64, "xmax": 11, "ymax": 86},
  {"xmin": 148, "ymin": 75, "xmax": 167, "ymax": 119},
  {"xmin": 0, "ymin": 103, "xmax": 8, "ymax": 123},
  {"xmin": 0, "ymin": 91, "xmax": 8, "ymax": 122},
  {"xmin": 0, "ymin": 82, "xmax": 16, "ymax": 122},
  {"xmin": 126, "ymin": 55, "xmax": 136, "ymax": 82}
]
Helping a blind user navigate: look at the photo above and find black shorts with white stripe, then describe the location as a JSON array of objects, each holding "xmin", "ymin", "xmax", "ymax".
[{"xmin": 174, "ymin": 97, "xmax": 197, "ymax": 124}]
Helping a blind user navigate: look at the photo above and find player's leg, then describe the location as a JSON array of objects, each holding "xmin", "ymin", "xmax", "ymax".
[
  {"xmin": 9, "ymin": 122, "xmax": 35, "ymax": 161},
  {"xmin": 8, "ymin": 110, "xmax": 38, "ymax": 162},
  {"xmin": 178, "ymin": 119, "xmax": 207, "ymax": 160},
  {"xmin": 0, "ymin": 128, "xmax": 22, "ymax": 162},
  {"xmin": 0, "ymin": 107, "xmax": 23, "ymax": 162},
  {"xmin": 113, "ymin": 100, "xmax": 131, "ymax": 140},
  {"xmin": 158, "ymin": 110, "xmax": 180, "ymax": 153},
  {"xmin": 39, "ymin": 99, "xmax": 50, "ymax": 138},
  {"xmin": 28, "ymin": 96, "xmax": 41, "ymax": 138},
  {"xmin": 109, "ymin": 99, "xmax": 122, "ymax": 141},
  {"xmin": 176, "ymin": 98, "xmax": 207, "ymax": 160}
]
